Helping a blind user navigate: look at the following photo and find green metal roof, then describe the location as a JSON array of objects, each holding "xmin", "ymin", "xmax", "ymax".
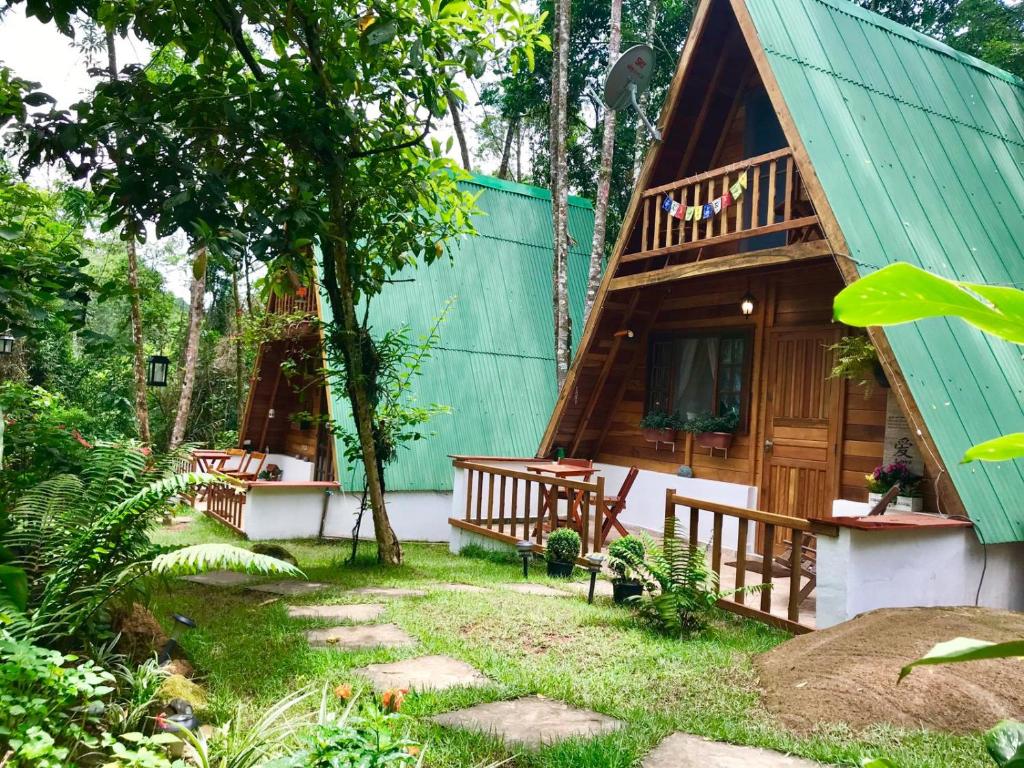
[
  {"xmin": 322, "ymin": 173, "xmax": 594, "ymax": 491},
  {"xmin": 744, "ymin": 0, "xmax": 1024, "ymax": 542}
]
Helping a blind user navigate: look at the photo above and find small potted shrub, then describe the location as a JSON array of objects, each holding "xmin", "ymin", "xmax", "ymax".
[
  {"xmin": 829, "ymin": 335, "xmax": 889, "ymax": 393},
  {"xmin": 866, "ymin": 461, "xmax": 923, "ymax": 512},
  {"xmin": 640, "ymin": 408, "xmax": 681, "ymax": 445},
  {"xmin": 685, "ymin": 410, "xmax": 739, "ymax": 452},
  {"xmin": 607, "ymin": 535, "xmax": 645, "ymax": 604},
  {"xmin": 545, "ymin": 528, "xmax": 580, "ymax": 577}
]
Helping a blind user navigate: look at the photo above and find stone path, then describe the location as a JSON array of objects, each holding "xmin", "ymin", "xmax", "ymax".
[
  {"xmin": 431, "ymin": 696, "xmax": 622, "ymax": 748},
  {"xmin": 306, "ymin": 623, "xmax": 416, "ymax": 650},
  {"xmin": 183, "ymin": 571, "xmax": 255, "ymax": 587},
  {"xmin": 356, "ymin": 655, "xmax": 490, "ymax": 692},
  {"xmin": 498, "ymin": 583, "xmax": 570, "ymax": 597},
  {"xmin": 288, "ymin": 604, "xmax": 385, "ymax": 622},
  {"xmin": 563, "ymin": 579, "xmax": 615, "ymax": 598},
  {"xmin": 248, "ymin": 580, "xmax": 330, "ymax": 596},
  {"xmin": 438, "ymin": 583, "xmax": 491, "ymax": 593},
  {"xmin": 642, "ymin": 733, "xmax": 826, "ymax": 767},
  {"xmin": 345, "ymin": 587, "xmax": 428, "ymax": 598}
]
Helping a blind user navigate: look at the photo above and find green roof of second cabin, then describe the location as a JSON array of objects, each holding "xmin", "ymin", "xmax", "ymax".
[
  {"xmin": 321, "ymin": 173, "xmax": 594, "ymax": 492},
  {"xmin": 742, "ymin": 0, "xmax": 1024, "ymax": 542}
]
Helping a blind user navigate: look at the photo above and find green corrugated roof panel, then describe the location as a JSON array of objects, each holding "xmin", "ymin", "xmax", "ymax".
[
  {"xmin": 321, "ymin": 173, "xmax": 594, "ymax": 492},
  {"xmin": 744, "ymin": 0, "xmax": 1024, "ymax": 542}
]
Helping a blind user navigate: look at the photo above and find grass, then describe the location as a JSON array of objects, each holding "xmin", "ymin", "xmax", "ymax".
[{"xmin": 150, "ymin": 516, "xmax": 991, "ymax": 767}]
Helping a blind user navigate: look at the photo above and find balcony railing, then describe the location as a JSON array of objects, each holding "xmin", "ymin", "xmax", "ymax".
[
  {"xmin": 268, "ymin": 288, "xmax": 313, "ymax": 318},
  {"xmin": 625, "ymin": 148, "xmax": 818, "ymax": 263}
]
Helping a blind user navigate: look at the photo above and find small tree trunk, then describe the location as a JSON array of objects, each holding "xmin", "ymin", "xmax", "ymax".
[
  {"xmin": 632, "ymin": 0, "xmax": 661, "ymax": 184},
  {"xmin": 550, "ymin": 0, "xmax": 572, "ymax": 390},
  {"xmin": 584, "ymin": 0, "xmax": 623, "ymax": 324},
  {"xmin": 447, "ymin": 93, "xmax": 472, "ymax": 171},
  {"xmin": 321, "ymin": 182, "xmax": 402, "ymax": 565},
  {"xmin": 497, "ymin": 117, "xmax": 518, "ymax": 180},
  {"xmin": 170, "ymin": 248, "xmax": 206, "ymax": 449},
  {"xmin": 233, "ymin": 270, "xmax": 245, "ymax": 429}
]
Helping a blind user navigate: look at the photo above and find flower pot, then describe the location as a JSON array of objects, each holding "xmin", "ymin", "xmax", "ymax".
[
  {"xmin": 894, "ymin": 495, "xmax": 923, "ymax": 512},
  {"xmin": 642, "ymin": 428, "xmax": 677, "ymax": 444},
  {"xmin": 612, "ymin": 579, "xmax": 643, "ymax": 604},
  {"xmin": 546, "ymin": 560, "xmax": 575, "ymax": 578},
  {"xmin": 695, "ymin": 431, "xmax": 734, "ymax": 451}
]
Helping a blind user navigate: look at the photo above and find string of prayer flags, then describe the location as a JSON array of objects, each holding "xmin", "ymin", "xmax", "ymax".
[{"xmin": 661, "ymin": 169, "xmax": 750, "ymax": 225}]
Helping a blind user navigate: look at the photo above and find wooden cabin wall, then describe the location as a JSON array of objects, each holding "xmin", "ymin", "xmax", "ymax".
[{"xmin": 590, "ymin": 259, "xmax": 939, "ymax": 515}]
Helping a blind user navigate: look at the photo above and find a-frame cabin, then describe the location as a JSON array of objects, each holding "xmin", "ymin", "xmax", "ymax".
[{"xmin": 450, "ymin": 0, "xmax": 1024, "ymax": 630}]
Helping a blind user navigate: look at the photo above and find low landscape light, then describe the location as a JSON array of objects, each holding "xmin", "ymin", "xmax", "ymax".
[
  {"xmin": 585, "ymin": 553, "xmax": 606, "ymax": 604},
  {"xmin": 146, "ymin": 354, "xmax": 170, "ymax": 387},
  {"xmin": 516, "ymin": 540, "xmax": 534, "ymax": 579}
]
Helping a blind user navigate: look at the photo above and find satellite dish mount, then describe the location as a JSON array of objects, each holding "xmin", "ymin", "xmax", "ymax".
[{"xmin": 603, "ymin": 44, "xmax": 662, "ymax": 142}]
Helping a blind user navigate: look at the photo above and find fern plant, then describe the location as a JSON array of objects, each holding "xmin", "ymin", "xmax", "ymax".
[
  {"xmin": 615, "ymin": 517, "xmax": 763, "ymax": 635},
  {"xmin": 1, "ymin": 442, "xmax": 301, "ymax": 646}
]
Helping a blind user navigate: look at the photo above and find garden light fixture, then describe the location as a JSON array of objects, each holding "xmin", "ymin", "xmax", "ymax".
[
  {"xmin": 516, "ymin": 540, "xmax": 533, "ymax": 579},
  {"xmin": 740, "ymin": 292, "xmax": 756, "ymax": 317},
  {"xmin": 146, "ymin": 354, "xmax": 170, "ymax": 387},
  {"xmin": 158, "ymin": 613, "xmax": 197, "ymax": 664},
  {"xmin": 585, "ymin": 553, "xmax": 605, "ymax": 604},
  {"xmin": 0, "ymin": 330, "xmax": 14, "ymax": 355}
]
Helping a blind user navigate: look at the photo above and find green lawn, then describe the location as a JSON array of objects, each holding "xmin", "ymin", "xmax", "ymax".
[{"xmin": 151, "ymin": 517, "xmax": 990, "ymax": 767}]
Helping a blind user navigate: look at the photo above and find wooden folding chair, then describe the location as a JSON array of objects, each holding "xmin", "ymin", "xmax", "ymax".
[
  {"xmin": 597, "ymin": 466, "xmax": 639, "ymax": 547},
  {"xmin": 773, "ymin": 534, "xmax": 818, "ymax": 605},
  {"xmin": 558, "ymin": 459, "xmax": 593, "ymax": 530},
  {"xmin": 225, "ymin": 451, "xmax": 267, "ymax": 481},
  {"xmin": 219, "ymin": 448, "xmax": 246, "ymax": 474}
]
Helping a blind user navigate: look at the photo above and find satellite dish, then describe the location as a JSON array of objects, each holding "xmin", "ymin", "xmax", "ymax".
[{"xmin": 603, "ymin": 44, "xmax": 662, "ymax": 142}]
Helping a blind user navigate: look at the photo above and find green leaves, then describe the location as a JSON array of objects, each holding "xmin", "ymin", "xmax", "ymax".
[
  {"xmin": 963, "ymin": 434, "xmax": 1024, "ymax": 464},
  {"xmin": 988, "ymin": 721, "xmax": 1024, "ymax": 767},
  {"xmin": 0, "ymin": 565, "xmax": 29, "ymax": 613},
  {"xmin": 834, "ymin": 262, "xmax": 1024, "ymax": 344},
  {"xmin": 898, "ymin": 636, "xmax": 1024, "ymax": 682},
  {"xmin": 152, "ymin": 543, "xmax": 305, "ymax": 577}
]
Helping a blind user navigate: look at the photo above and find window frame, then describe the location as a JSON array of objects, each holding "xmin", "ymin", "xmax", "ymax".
[{"xmin": 645, "ymin": 329, "xmax": 755, "ymax": 434}]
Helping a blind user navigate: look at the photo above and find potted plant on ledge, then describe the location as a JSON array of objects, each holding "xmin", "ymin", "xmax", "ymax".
[
  {"xmin": 866, "ymin": 461, "xmax": 924, "ymax": 512},
  {"xmin": 640, "ymin": 409, "xmax": 682, "ymax": 448},
  {"xmin": 684, "ymin": 410, "xmax": 740, "ymax": 455},
  {"xmin": 546, "ymin": 528, "xmax": 580, "ymax": 578},
  {"xmin": 607, "ymin": 535, "xmax": 645, "ymax": 604}
]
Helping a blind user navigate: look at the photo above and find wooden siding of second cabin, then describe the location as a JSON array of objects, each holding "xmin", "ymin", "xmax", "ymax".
[{"xmin": 586, "ymin": 260, "xmax": 937, "ymax": 517}]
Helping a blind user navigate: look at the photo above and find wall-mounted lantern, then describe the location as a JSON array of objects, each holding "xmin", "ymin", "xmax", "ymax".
[
  {"xmin": 0, "ymin": 331, "xmax": 14, "ymax": 356},
  {"xmin": 146, "ymin": 354, "xmax": 170, "ymax": 387},
  {"xmin": 740, "ymin": 292, "xmax": 756, "ymax": 317}
]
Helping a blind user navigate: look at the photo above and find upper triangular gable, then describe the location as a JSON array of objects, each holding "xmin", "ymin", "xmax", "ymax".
[{"xmin": 740, "ymin": 0, "xmax": 1024, "ymax": 543}]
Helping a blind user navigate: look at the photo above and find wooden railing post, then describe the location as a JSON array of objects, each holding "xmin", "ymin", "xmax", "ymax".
[
  {"xmin": 735, "ymin": 518, "xmax": 748, "ymax": 605},
  {"xmin": 465, "ymin": 469, "xmax": 474, "ymax": 522},
  {"xmin": 788, "ymin": 529, "xmax": 803, "ymax": 622},
  {"xmin": 761, "ymin": 524, "xmax": 775, "ymax": 614}
]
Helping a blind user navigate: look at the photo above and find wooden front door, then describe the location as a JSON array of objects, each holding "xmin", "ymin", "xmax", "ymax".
[{"xmin": 760, "ymin": 328, "xmax": 843, "ymax": 536}]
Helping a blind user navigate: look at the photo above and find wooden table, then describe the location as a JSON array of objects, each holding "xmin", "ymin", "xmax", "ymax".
[
  {"xmin": 192, "ymin": 449, "xmax": 232, "ymax": 473},
  {"xmin": 526, "ymin": 462, "xmax": 597, "ymax": 537}
]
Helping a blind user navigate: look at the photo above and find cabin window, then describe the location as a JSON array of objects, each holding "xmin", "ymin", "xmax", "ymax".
[{"xmin": 647, "ymin": 332, "xmax": 752, "ymax": 428}]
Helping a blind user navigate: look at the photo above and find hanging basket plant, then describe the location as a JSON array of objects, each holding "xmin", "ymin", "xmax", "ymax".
[{"xmin": 829, "ymin": 335, "xmax": 889, "ymax": 394}]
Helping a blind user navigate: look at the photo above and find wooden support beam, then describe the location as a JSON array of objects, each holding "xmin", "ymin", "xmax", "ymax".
[{"xmin": 608, "ymin": 241, "xmax": 832, "ymax": 292}]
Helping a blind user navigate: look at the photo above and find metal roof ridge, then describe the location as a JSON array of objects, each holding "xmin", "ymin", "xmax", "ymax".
[
  {"xmin": 462, "ymin": 172, "xmax": 595, "ymax": 210},
  {"xmin": 803, "ymin": 0, "xmax": 1024, "ymax": 90},
  {"xmin": 760, "ymin": 44, "xmax": 1024, "ymax": 151}
]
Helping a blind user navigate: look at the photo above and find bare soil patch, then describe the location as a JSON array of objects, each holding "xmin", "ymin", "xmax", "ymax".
[{"xmin": 756, "ymin": 606, "xmax": 1024, "ymax": 734}]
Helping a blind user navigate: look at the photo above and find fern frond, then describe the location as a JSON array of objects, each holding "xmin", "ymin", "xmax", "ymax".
[{"xmin": 151, "ymin": 544, "xmax": 304, "ymax": 578}]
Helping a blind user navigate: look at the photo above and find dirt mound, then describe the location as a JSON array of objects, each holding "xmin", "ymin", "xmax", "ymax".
[{"xmin": 755, "ymin": 606, "xmax": 1024, "ymax": 734}]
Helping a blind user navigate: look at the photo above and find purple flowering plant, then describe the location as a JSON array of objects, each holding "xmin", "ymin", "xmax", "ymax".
[{"xmin": 865, "ymin": 461, "xmax": 922, "ymax": 496}]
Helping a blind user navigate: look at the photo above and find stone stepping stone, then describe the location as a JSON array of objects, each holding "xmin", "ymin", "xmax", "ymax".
[
  {"xmin": 438, "ymin": 583, "xmax": 491, "ymax": 593},
  {"xmin": 248, "ymin": 580, "xmax": 329, "ymax": 596},
  {"xmin": 356, "ymin": 655, "xmax": 489, "ymax": 692},
  {"xmin": 306, "ymin": 623, "xmax": 415, "ymax": 650},
  {"xmin": 346, "ymin": 587, "xmax": 428, "ymax": 598},
  {"xmin": 499, "ymin": 583, "xmax": 570, "ymax": 597},
  {"xmin": 642, "ymin": 733, "xmax": 825, "ymax": 767},
  {"xmin": 183, "ymin": 571, "xmax": 255, "ymax": 587},
  {"xmin": 431, "ymin": 696, "xmax": 622, "ymax": 748},
  {"xmin": 287, "ymin": 604, "xmax": 385, "ymax": 622}
]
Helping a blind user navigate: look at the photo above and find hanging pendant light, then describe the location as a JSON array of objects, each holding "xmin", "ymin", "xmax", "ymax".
[{"xmin": 146, "ymin": 354, "xmax": 170, "ymax": 387}]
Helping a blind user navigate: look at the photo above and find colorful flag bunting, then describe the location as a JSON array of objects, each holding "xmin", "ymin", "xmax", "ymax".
[
  {"xmin": 685, "ymin": 206, "xmax": 695, "ymax": 222},
  {"xmin": 712, "ymin": 198, "xmax": 723, "ymax": 214},
  {"xmin": 662, "ymin": 196, "xmax": 673, "ymax": 212},
  {"xmin": 702, "ymin": 204, "xmax": 714, "ymax": 220},
  {"xmin": 722, "ymin": 191, "xmax": 733, "ymax": 208},
  {"xmin": 730, "ymin": 181, "xmax": 743, "ymax": 198},
  {"xmin": 739, "ymin": 171, "xmax": 749, "ymax": 190},
  {"xmin": 673, "ymin": 203, "xmax": 685, "ymax": 220},
  {"xmin": 669, "ymin": 201, "xmax": 680, "ymax": 218}
]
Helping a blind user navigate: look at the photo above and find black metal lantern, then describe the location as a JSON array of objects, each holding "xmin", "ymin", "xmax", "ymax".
[
  {"xmin": 740, "ymin": 292, "xmax": 756, "ymax": 317},
  {"xmin": 146, "ymin": 354, "xmax": 170, "ymax": 387},
  {"xmin": 0, "ymin": 331, "xmax": 14, "ymax": 356},
  {"xmin": 516, "ymin": 540, "xmax": 534, "ymax": 579}
]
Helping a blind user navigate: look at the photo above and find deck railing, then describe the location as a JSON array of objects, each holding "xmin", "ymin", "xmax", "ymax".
[
  {"xmin": 664, "ymin": 490, "xmax": 838, "ymax": 633},
  {"xmin": 268, "ymin": 288, "xmax": 313, "ymax": 318},
  {"xmin": 450, "ymin": 460, "xmax": 607, "ymax": 559},
  {"xmin": 626, "ymin": 149, "xmax": 817, "ymax": 262},
  {"xmin": 206, "ymin": 484, "xmax": 245, "ymax": 534}
]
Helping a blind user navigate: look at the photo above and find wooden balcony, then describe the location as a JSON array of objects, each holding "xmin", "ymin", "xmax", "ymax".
[
  {"xmin": 624, "ymin": 148, "xmax": 818, "ymax": 264},
  {"xmin": 268, "ymin": 288, "xmax": 314, "ymax": 318}
]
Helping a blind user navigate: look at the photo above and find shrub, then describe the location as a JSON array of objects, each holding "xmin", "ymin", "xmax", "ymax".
[
  {"xmin": 545, "ymin": 528, "xmax": 581, "ymax": 564},
  {"xmin": 682, "ymin": 410, "xmax": 739, "ymax": 435},
  {"xmin": 639, "ymin": 408, "xmax": 681, "ymax": 430},
  {"xmin": 607, "ymin": 536, "xmax": 645, "ymax": 581},
  {"xmin": 866, "ymin": 461, "xmax": 922, "ymax": 496}
]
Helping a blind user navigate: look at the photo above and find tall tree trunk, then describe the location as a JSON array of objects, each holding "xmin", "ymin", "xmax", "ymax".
[
  {"xmin": 550, "ymin": 0, "xmax": 572, "ymax": 390},
  {"xmin": 584, "ymin": 0, "xmax": 623, "ymax": 324},
  {"xmin": 321, "ymin": 180, "xmax": 402, "ymax": 565},
  {"xmin": 107, "ymin": 29, "xmax": 151, "ymax": 443},
  {"xmin": 170, "ymin": 248, "xmax": 207, "ymax": 448},
  {"xmin": 515, "ymin": 122, "xmax": 522, "ymax": 182},
  {"xmin": 632, "ymin": 0, "xmax": 661, "ymax": 185},
  {"xmin": 233, "ymin": 270, "xmax": 245, "ymax": 430},
  {"xmin": 447, "ymin": 93, "xmax": 472, "ymax": 171},
  {"xmin": 497, "ymin": 116, "xmax": 518, "ymax": 180}
]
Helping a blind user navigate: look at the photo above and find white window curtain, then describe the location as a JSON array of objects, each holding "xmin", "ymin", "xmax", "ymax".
[{"xmin": 673, "ymin": 337, "xmax": 717, "ymax": 419}]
